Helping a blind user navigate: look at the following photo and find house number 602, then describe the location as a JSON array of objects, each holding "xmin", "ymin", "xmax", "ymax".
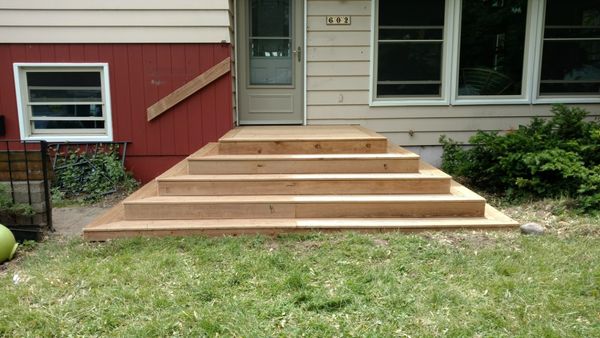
[{"xmin": 326, "ymin": 16, "xmax": 351, "ymax": 25}]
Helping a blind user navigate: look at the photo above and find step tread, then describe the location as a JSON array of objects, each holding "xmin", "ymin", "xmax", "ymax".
[
  {"xmin": 85, "ymin": 205, "xmax": 517, "ymax": 235},
  {"xmin": 158, "ymin": 170, "xmax": 451, "ymax": 182},
  {"xmin": 219, "ymin": 125, "xmax": 386, "ymax": 142}
]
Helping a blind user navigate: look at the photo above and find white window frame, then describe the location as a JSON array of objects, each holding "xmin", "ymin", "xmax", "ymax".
[
  {"xmin": 369, "ymin": 0, "xmax": 455, "ymax": 106},
  {"xmin": 450, "ymin": 0, "xmax": 538, "ymax": 105},
  {"xmin": 13, "ymin": 63, "xmax": 114, "ymax": 142},
  {"xmin": 532, "ymin": 0, "xmax": 600, "ymax": 104},
  {"xmin": 369, "ymin": 0, "xmax": 600, "ymax": 106}
]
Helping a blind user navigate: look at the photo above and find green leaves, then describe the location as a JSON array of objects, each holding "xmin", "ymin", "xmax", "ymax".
[
  {"xmin": 440, "ymin": 104, "xmax": 600, "ymax": 213},
  {"xmin": 52, "ymin": 145, "xmax": 139, "ymax": 203}
]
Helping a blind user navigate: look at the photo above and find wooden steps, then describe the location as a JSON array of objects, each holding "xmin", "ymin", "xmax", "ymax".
[{"xmin": 83, "ymin": 125, "xmax": 518, "ymax": 240}]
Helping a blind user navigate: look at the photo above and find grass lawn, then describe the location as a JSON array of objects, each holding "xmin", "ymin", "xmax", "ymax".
[{"xmin": 1, "ymin": 201, "xmax": 599, "ymax": 337}]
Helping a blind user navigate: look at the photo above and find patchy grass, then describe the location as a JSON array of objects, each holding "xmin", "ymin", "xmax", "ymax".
[{"xmin": 0, "ymin": 204, "xmax": 599, "ymax": 336}]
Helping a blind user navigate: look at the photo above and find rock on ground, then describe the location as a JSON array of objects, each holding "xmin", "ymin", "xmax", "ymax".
[{"xmin": 520, "ymin": 222, "xmax": 546, "ymax": 235}]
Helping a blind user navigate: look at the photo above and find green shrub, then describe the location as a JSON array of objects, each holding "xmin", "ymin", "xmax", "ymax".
[
  {"xmin": 52, "ymin": 145, "xmax": 139, "ymax": 203},
  {"xmin": 440, "ymin": 104, "xmax": 600, "ymax": 213}
]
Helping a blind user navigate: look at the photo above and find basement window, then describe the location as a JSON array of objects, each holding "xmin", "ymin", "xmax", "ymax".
[{"xmin": 13, "ymin": 63, "xmax": 113, "ymax": 142}]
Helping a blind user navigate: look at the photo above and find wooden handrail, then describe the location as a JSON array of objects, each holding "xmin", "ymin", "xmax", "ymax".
[{"xmin": 147, "ymin": 57, "xmax": 231, "ymax": 121}]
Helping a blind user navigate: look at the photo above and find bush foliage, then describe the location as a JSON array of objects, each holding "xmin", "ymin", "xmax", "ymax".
[
  {"xmin": 440, "ymin": 104, "xmax": 600, "ymax": 213},
  {"xmin": 52, "ymin": 146, "xmax": 138, "ymax": 203}
]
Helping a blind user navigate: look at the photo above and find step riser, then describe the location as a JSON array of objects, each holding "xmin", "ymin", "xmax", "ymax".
[
  {"xmin": 218, "ymin": 140, "xmax": 388, "ymax": 155},
  {"xmin": 188, "ymin": 158, "xmax": 420, "ymax": 174},
  {"xmin": 124, "ymin": 201, "xmax": 485, "ymax": 220},
  {"xmin": 158, "ymin": 179, "xmax": 451, "ymax": 196}
]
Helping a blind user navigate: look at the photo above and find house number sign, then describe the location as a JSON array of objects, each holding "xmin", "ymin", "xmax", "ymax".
[{"xmin": 326, "ymin": 16, "xmax": 351, "ymax": 25}]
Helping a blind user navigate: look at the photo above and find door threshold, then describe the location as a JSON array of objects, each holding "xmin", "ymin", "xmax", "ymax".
[{"xmin": 238, "ymin": 120, "xmax": 304, "ymax": 126}]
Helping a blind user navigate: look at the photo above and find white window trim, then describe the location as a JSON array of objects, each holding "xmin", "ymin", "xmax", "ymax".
[
  {"xmin": 532, "ymin": 0, "xmax": 600, "ymax": 104},
  {"xmin": 13, "ymin": 62, "xmax": 114, "ymax": 142},
  {"xmin": 369, "ymin": 0, "xmax": 454, "ymax": 106},
  {"xmin": 450, "ymin": 0, "xmax": 536, "ymax": 105},
  {"xmin": 369, "ymin": 0, "xmax": 600, "ymax": 107}
]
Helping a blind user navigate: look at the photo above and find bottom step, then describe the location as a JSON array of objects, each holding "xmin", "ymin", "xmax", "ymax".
[{"xmin": 84, "ymin": 205, "xmax": 518, "ymax": 240}]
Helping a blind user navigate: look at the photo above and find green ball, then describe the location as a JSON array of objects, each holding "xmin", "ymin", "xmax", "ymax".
[{"xmin": 0, "ymin": 224, "xmax": 18, "ymax": 263}]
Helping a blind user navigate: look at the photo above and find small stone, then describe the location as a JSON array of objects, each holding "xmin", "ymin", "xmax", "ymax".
[{"xmin": 520, "ymin": 222, "xmax": 545, "ymax": 235}]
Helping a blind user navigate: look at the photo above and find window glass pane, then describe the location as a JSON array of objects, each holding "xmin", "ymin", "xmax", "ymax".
[
  {"xmin": 379, "ymin": 0, "xmax": 445, "ymax": 27},
  {"xmin": 22, "ymin": 68, "xmax": 108, "ymax": 138},
  {"xmin": 29, "ymin": 89, "xmax": 102, "ymax": 103},
  {"xmin": 249, "ymin": 0, "xmax": 293, "ymax": 85},
  {"xmin": 26, "ymin": 72, "xmax": 101, "ymax": 87},
  {"xmin": 33, "ymin": 120, "xmax": 104, "ymax": 130},
  {"xmin": 379, "ymin": 28, "xmax": 443, "ymax": 41},
  {"xmin": 458, "ymin": 0, "xmax": 528, "ymax": 96},
  {"xmin": 377, "ymin": 0, "xmax": 445, "ymax": 98},
  {"xmin": 379, "ymin": 44, "xmax": 442, "ymax": 82},
  {"xmin": 250, "ymin": 38, "xmax": 292, "ymax": 85},
  {"xmin": 540, "ymin": 0, "xmax": 600, "ymax": 96},
  {"xmin": 251, "ymin": 0, "xmax": 290, "ymax": 37},
  {"xmin": 378, "ymin": 84, "xmax": 442, "ymax": 97},
  {"xmin": 31, "ymin": 104, "xmax": 103, "ymax": 118},
  {"xmin": 251, "ymin": 38, "xmax": 291, "ymax": 57}
]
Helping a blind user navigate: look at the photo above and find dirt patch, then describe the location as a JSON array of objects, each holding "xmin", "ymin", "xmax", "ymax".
[
  {"xmin": 294, "ymin": 240, "xmax": 322, "ymax": 251},
  {"xmin": 373, "ymin": 238, "xmax": 389, "ymax": 247},
  {"xmin": 52, "ymin": 206, "xmax": 108, "ymax": 236}
]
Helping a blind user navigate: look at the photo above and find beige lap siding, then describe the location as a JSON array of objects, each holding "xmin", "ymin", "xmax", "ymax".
[
  {"xmin": 305, "ymin": 0, "xmax": 600, "ymax": 145},
  {"xmin": 0, "ymin": 0, "xmax": 232, "ymax": 43}
]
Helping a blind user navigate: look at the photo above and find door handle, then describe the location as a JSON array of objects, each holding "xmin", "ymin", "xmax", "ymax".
[{"xmin": 292, "ymin": 46, "xmax": 302, "ymax": 62}]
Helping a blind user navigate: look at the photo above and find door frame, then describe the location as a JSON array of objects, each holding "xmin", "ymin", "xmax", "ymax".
[{"xmin": 233, "ymin": 0, "xmax": 307, "ymax": 126}]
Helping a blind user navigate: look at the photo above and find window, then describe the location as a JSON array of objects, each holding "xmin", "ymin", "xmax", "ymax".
[
  {"xmin": 376, "ymin": 0, "xmax": 446, "ymax": 98},
  {"xmin": 458, "ymin": 0, "xmax": 528, "ymax": 97},
  {"xmin": 539, "ymin": 0, "xmax": 600, "ymax": 96},
  {"xmin": 371, "ymin": 0, "xmax": 600, "ymax": 105},
  {"xmin": 14, "ymin": 64, "xmax": 113, "ymax": 141}
]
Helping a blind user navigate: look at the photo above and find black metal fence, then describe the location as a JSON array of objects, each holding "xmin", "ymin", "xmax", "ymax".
[{"xmin": 0, "ymin": 140, "xmax": 53, "ymax": 241}]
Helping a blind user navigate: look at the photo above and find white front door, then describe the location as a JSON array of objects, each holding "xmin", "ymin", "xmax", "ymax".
[{"xmin": 237, "ymin": 0, "xmax": 304, "ymax": 125}]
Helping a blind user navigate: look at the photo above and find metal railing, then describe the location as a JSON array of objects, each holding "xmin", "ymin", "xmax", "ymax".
[{"xmin": 0, "ymin": 140, "xmax": 53, "ymax": 240}]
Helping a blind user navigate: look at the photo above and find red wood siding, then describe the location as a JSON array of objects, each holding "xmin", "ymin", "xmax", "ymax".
[{"xmin": 0, "ymin": 43, "xmax": 233, "ymax": 182}]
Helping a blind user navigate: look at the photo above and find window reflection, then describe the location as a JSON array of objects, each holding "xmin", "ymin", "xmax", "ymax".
[{"xmin": 458, "ymin": 0, "xmax": 527, "ymax": 96}]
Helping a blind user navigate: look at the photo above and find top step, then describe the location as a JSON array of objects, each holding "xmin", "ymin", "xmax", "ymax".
[{"xmin": 218, "ymin": 125, "xmax": 388, "ymax": 154}]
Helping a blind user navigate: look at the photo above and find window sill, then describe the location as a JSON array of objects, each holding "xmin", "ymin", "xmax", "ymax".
[
  {"xmin": 534, "ymin": 97, "xmax": 600, "ymax": 105},
  {"xmin": 451, "ymin": 98, "xmax": 530, "ymax": 105},
  {"xmin": 369, "ymin": 99, "xmax": 450, "ymax": 107},
  {"xmin": 20, "ymin": 134, "xmax": 114, "ymax": 143},
  {"xmin": 369, "ymin": 97, "xmax": 600, "ymax": 107}
]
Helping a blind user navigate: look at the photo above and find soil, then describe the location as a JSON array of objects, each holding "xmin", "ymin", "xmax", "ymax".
[
  {"xmin": 50, "ymin": 191, "xmax": 128, "ymax": 237},
  {"xmin": 51, "ymin": 206, "xmax": 109, "ymax": 236}
]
